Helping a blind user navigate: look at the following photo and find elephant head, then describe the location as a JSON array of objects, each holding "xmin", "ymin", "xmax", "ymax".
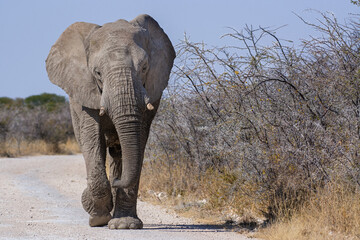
[{"xmin": 46, "ymin": 14, "xmax": 175, "ymax": 188}]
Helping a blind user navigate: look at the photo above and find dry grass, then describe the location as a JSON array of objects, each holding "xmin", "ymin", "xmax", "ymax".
[
  {"xmin": 140, "ymin": 158, "xmax": 360, "ymax": 239},
  {"xmin": 139, "ymin": 157, "xmax": 263, "ymax": 223},
  {"xmin": 59, "ymin": 138, "xmax": 81, "ymax": 154},
  {"xmin": 258, "ymin": 181, "xmax": 360, "ymax": 240},
  {"xmin": 0, "ymin": 137, "xmax": 80, "ymax": 157}
]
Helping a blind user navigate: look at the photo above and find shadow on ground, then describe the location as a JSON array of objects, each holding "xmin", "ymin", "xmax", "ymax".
[{"xmin": 144, "ymin": 223, "xmax": 254, "ymax": 233}]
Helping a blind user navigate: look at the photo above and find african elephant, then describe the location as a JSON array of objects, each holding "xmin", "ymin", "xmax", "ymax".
[{"xmin": 45, "ymin": 14, "xmax": 175, "ymax": 229}]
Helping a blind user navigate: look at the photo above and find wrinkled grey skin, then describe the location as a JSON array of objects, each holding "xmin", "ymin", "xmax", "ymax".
[{"xmin": 46, "ymin": 14, "xmax": 175, "ymax": 229}]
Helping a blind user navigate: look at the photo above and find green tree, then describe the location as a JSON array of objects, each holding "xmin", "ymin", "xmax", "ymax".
[
  {"xmin": 351, "ymin": 0, "xmax": 360, "ymax": 6},
  {"xmin": 0, "ymin": 97, "xmax": 24, "ymax": 108},
  {"xmin": 0, "ymin": 97, "xmax": 14, "ymax": 107},
  {"xmin": 24, "ymin": 93, "xmax": 66, "ymax": 111}
]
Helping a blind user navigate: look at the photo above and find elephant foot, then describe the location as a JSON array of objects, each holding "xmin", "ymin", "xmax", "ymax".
[
  {"xmin": 108, "ymin": 217, "xmax": 143, "ymax": 229},
  {"xmin": 89, "ymin": 214, "xmax": 112, "ymax": 227}
]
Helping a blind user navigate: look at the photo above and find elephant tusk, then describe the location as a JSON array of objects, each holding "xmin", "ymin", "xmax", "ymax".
[
  {"xmin": 142, "ymin": 87, "xmax": 154, "ymax": 111},
  {"xmin": 99, "ymin": 106, "xmax": 106, "ymax": 116},
  {"xmin": 147, "ymin": 103, "xmax": 154, "ymax": 111}
]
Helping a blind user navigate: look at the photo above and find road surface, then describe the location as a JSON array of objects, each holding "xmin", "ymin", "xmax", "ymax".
[{"xmin": 0, "ymin": 155, "xmax": 257, "ymax": 240}]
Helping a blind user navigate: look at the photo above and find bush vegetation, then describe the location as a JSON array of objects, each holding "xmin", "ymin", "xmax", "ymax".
[
  {"xmin": 140, "ymin": 12, "xmax": 360, "ymax": 239},
  {"xmin": 0, "ymin": 93, "xmax": 79, "ymax": 157}
]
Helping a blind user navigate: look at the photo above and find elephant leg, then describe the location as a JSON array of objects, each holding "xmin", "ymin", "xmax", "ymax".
[
  {"xmin": 108, "ymin": 145, "xmax": 143, "ymax": 229},
  {"xmin": 80, "ymin": 108, "xmax": 113, "ymax": 227},
  {"xmin": 106, "ymin": 101, "xmax": 159, "ymax": 229}
]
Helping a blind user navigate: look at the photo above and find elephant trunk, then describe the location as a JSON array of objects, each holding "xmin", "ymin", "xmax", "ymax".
[
  {"xmin": 103, "ymin": 67, "xmax": 143, "ymax": 189},
  {"xmin": 113, "ymin": 120, "xmax": 142, "ymax": 189}
]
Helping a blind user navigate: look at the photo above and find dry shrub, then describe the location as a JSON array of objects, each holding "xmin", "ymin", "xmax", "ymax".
[
  {"xmin": 258, "ymin": 181, "xmax": 360, "ymax": 240},
  {"xmin": 141, "ymin": 12, "xmax": 360, "ymax": 237}
]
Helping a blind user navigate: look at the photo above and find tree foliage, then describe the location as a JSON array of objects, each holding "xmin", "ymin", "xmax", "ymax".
[
  {"xmin": 24, "ymin": 93, "xmax": 66, "ymax": 111},
  {"xmin": 351, "ymin": 0, "xmax": 360, "ymax": 6}
]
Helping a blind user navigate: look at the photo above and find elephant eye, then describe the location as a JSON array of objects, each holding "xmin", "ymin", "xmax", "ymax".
[
  {"xmin": 94, "ymin": 68, "xmax": 102, "ymax": 79},
  {"xmin": 142, "ymin": 64, "xmax": 148, "ymax": 74}
]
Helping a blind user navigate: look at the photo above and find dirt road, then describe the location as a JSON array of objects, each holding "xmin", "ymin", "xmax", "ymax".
[{"xmin": 0, "ymin": 155, "xmax": 257, "ymax": 240}]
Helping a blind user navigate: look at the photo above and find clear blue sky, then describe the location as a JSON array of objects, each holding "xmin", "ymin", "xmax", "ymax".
[{"xmin": 0, "ymin": 0, "xmax": 358, "ymax": 98}]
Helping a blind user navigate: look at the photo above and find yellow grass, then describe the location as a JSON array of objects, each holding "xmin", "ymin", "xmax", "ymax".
[
  {"xmin": 140, "ymin": 158, "xmax": 360, "ymax": 239},
  {"xmin": 258, "ymin": 181, "xmax": 360, "ymax": 240},
  {"xmin": 139, "ymin": 157, "xmax": 263, "ymax": 223},
  {"xmin": 59, "ymin": 138, "xmax": 81, "ymax": 154},
  {"xmin": 0, "ymin": 138, "xmax": 80, "ymax": 157}
]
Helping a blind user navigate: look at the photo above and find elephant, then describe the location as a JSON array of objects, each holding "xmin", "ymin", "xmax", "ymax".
[{"xmin": 45, "ymin": 14, "xmax": 175, "ymax": 229}]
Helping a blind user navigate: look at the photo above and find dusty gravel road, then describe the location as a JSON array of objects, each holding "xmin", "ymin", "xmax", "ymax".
[{"xmin": 0, "ymin": 155, "xmax": 257, "ymax": 240}]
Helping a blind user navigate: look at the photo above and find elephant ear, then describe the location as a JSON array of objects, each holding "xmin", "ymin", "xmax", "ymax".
[
  {"xmin": 46, "ymin": 22, "xmax": 101, "ymax": 109},
  {"xmin": 130, "ymin": 14, "xmax": 176, "ymax": 102}
]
